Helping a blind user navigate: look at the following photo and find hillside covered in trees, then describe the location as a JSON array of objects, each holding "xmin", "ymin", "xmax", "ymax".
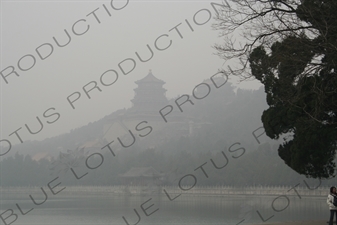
[{"xmin": 0, "ymin": 82, "xmax": 330, "ymax": 187}]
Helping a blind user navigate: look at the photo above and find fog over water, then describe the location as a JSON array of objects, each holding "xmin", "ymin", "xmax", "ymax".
[
  {"xmin": 0, "ymin": 189, "xmax": 328, "ymax": 225},
  {"xmin": 0, "ymin": 1, "xmax": 329, "ymax": 225}
]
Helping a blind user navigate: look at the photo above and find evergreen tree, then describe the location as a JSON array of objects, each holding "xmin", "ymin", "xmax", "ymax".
[{"xmin": 215, "ymin": 0, "xmax": 337, "ymax": 178}]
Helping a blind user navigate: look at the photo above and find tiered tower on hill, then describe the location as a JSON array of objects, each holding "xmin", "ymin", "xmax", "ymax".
[{"xmin": 130, "ymin": 70, "xmax": 168, "ymax": 114}]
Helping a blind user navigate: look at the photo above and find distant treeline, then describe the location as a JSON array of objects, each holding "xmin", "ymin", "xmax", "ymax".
[{"xmin": 0, "ymin": 140, "xmax": 333, "ymax": 187}]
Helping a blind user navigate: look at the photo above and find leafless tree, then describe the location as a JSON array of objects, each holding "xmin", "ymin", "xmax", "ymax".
[{"xmin": 213, "ymin": 0, "xmax": 332, "ymax": 81}]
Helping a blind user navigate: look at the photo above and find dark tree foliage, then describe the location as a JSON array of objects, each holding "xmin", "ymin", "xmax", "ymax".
[{"xmin": 215, "ymin": 0, "xmax": 337, "ymax": 178}]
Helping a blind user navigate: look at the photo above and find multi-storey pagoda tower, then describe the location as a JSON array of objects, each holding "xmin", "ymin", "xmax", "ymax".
[
  {"xmin": 130, "ymin": 70, "xmax": 168, "ymax": 115},
  {"xmin": 103, "ymin": 70, "xmax": 208, "ymax": 149}
]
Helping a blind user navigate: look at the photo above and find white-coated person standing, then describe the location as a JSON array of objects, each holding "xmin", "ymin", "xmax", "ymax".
[{"xmin": 327, "ymin": 186, "xmax": 337, "ymax": 225}]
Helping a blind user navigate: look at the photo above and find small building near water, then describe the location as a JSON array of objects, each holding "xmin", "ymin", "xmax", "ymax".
[{"xmin": 119, "ymin": 167, "xmax": 165, "ymax": 186}]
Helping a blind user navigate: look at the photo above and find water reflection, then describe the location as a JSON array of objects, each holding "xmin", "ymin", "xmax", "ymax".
[{"xmin": 0, "ymin": 190, "xmax": 327, "ymax": 225}]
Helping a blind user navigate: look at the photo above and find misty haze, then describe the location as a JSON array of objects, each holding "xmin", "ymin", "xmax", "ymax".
[{"xmin": 1, "ymin": 1, "xmax": 334, "ymax": 225}]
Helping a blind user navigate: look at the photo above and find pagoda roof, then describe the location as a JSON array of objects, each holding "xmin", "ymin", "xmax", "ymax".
[{"xmin": 135, "ymin": 71, "xmax": 165, "ymax": 84}]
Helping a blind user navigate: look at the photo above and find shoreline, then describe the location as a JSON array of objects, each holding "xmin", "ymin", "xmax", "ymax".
[
  {"xmin": 0, "ymin": 185, "xmax": 329, "ymax": 197},
  {"xmin": 253, "ymin": 220, "xmax": 327, "ymax": 225}
]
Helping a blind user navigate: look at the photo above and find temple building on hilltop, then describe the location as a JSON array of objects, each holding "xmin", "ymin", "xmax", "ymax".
[
  {"xmin": 130, "ymin": 70, "xmax": 168, "ymax": 114},
  {"xmin": 102, "ymin": 70, "xmax": 206, "ymax": 150}
]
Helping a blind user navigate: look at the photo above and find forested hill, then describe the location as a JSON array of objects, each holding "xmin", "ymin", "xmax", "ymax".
[
  {"xmin": 2, "ymin": 82, "xmax": 328, "ymax": 186},
  {"xmin": 4, "ymin": 81, "xmax": 269, "ymax": 159}
]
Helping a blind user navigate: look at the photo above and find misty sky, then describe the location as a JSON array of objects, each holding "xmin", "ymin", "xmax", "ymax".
[{"xmin": 0, "ymin": 0, "xmax": 262, "ymax": 146}]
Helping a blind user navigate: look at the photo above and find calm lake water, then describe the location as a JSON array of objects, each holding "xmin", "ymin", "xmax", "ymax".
[{"xmin": 0, "ymin": 189, "xmax": 328, "ymax": 225}]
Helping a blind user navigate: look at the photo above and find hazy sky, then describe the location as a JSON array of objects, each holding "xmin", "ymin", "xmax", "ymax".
[{"xmin": 0, "ymin": 0, "xmax": 262, "ymax": 146}]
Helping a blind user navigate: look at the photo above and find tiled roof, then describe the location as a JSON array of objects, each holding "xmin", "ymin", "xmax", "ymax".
[{"xmin": 135, "ymin": 71, "xmax": 165, "ymax": 84}]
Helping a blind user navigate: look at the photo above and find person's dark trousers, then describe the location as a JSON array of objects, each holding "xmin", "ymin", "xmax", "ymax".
[{"xmin": 330, "ymin": 210, "xmax": 337, "ymax": 225}]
